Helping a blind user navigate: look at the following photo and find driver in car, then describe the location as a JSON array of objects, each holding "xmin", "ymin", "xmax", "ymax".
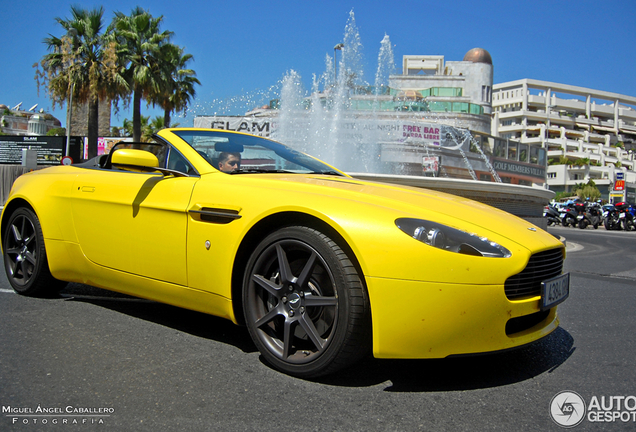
[{"xmin": 218, "ymin": 152, "xmax": 241, "ymax": 172}]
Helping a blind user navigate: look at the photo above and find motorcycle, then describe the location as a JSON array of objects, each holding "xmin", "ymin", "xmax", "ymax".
[
  {"xmin": 577, "ymin": 200, "xmax": 602, "ymax": 229},
  {"xmin": 543, "ymin": 203, "xmax": 562, "ymax": 226},
  {"xmin": 561, "ymin": 202, "xmax": 583, "ymax": 227},
  {"xmin": 603, "ymin": 204, "xmax": 623, "ymax": 230},
  {"xmin": 615, "ymin": 202, "xmax": 636, "ymax": 231}
]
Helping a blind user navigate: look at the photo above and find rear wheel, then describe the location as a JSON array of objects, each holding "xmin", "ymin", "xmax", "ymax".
[
  {"xmin": 242, "ymin": 226, "xmax": 370, "ymax": 377},
  {"xmin": 2, "ymin": 207, "xmax": 67, "ymax": 297},
  {"xmin": 578, "ymin": 220, "xmax": 588, "ymax": 229}
]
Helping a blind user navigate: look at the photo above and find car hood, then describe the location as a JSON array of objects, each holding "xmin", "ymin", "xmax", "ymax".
[{"xmin": 224, "ymin": 173, "xmax": 560, "ymax": 252}]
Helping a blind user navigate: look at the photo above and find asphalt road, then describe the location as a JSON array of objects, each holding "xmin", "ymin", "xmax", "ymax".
[{"xmin": 1, "ymin": 226, "xmax": 635, "ymax": 431}]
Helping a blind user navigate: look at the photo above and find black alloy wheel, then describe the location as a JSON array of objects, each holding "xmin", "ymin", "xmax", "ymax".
[
  {"xmin": 243, "ymin": 226, "xmax": 370, "ymax": 377},
  {"xmin": 3, "ymin": 207, "xmax": 66, "ymax": 296}
]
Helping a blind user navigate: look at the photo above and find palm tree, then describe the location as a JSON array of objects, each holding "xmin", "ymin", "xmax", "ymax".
[
  {"xmin": 120, "ymin": 115, "xmax": 166, "ymax": 142},
  {"xmin": 144, "ymin": 115, "xmax": 177, "ymax": 141},
  {"xmin": 110, "ymin": 7, "xmax": 173, "ymax": 142},
  {"xmin": 150, "ymin": 43, "xmax": 200, "ymax": 128},
  {"xmin": 38, "ymin": 6, "xmax": 125, "ymax": 159}
]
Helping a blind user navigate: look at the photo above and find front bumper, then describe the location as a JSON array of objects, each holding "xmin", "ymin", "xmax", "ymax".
[{"xmin": 366, "ymin": 276, "xmax": 559, "ymax": 359}]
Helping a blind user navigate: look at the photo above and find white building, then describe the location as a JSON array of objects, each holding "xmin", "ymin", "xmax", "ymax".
[
  {"xmin": 0, "ymin": 104, "xmax": 62, "ymax": 136},
  {"xmin": 387, "ymin": 49, "xmax": 494, "ymax": 134},
  {"xmin": 492, "ymin": 79, "xmax": 636, "ymax": 202}
]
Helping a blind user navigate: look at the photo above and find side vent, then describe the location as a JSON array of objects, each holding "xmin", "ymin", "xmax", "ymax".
[{"xmin": 189, "ymin": 208, "xmax": 241, "ymax": 224}]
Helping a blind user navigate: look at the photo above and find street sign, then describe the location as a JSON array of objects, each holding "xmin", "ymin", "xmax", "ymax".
[{"xmin": 615, "ymin": 179, "xmax": 625, "ymax": 191}]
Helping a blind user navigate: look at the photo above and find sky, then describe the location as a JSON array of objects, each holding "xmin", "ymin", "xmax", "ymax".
[{"xmin": 1, "ymin": 0, "xmax": 635, "ymax": 128}]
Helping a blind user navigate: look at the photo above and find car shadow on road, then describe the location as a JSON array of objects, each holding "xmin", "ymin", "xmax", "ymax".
[
  {"xmin": 58, "ymin": 283, "xmax": 575, "ymax": 392},
  {"xmin": 317, "ymin": 327, "xmax": 575, "ymax": 391},
  {"xmin": 58, "ymin": 283, "xmax": 259, "ymax": 354}
]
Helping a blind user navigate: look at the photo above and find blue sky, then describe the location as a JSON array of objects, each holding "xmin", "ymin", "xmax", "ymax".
[{"xmin": 1, "ymin": 0, "xmax": 635, "ymax": 127}]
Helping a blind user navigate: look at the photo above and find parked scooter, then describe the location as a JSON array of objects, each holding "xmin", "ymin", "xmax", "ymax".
[
  {"xmin": 615, "ymin": 202, "xmax": 636, "ymax": 231},
  {"xmin": 577, "ymin": 200, "xmax": 602, "ymax": 229},
  {"xmin": 543, "ymin": 203, "xmax": 562, "ymax": 226},
  {"xmin": 561, "ymin": 201, "xmax": 583, "ymax": 227},
  {"xmin": 603, "ymin": 204, "xmax": 623, "ymax": 230}
]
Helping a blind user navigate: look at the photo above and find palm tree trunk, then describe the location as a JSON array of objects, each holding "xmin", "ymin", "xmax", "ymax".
[
  {"xmin": 87, "ymin": 97, "xmax": 99, "ymax": 159},
  {"xmin": 164, "ymin": 108, "xmax": 171, "ymax": 129},
  {"xmin": 133, "ymin": 89, "xmax": 141, "ymax": 142}
]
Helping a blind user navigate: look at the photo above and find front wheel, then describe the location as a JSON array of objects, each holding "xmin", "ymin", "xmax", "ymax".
[
  {"xmin": 2, "ymin": 207, "xmax": 67, "ymax": 297},
  {"xmin": 242, "ymin": 226, "xmax": 370, "ymax": 377}
]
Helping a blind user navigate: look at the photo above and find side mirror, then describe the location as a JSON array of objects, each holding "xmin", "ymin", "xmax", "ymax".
[{"xmin": 111, "ymin": 149, "xmax": 159, "ymax": 172}]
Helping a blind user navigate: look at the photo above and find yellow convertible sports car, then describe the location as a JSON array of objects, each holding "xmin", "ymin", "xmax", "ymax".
[{"xmin": 1, "ymin": 128, "xmax": 569, "ymax": 377}]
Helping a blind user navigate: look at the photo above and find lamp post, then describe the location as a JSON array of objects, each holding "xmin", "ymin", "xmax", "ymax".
[
  {"xmin": 65, "ymin": 28, "xmax": 78, "ymax": 158},
  {"xmin": 65, "ymin": 83, "xmax": 74, "ymax": 157},
  {"xmin": 333, "ymin": 43, "xmax": 344, "ymax": 83}
]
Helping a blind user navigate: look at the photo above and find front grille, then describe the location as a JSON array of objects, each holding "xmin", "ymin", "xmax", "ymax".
[{"xmin": 505, "ymin": 248, "xmax": 564, "ymax": 300}]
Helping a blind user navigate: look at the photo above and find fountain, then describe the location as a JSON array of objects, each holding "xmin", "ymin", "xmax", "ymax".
[{"xmin": 193, "ymin": 10, "xmax": 553, "ymax": 228}]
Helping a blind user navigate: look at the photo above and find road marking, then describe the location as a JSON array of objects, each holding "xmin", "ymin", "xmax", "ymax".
[
  {"xmin": 0, "ymin": 288, "xmax": 15, "ymax": 293},
  {"xmin": 565, "ymin": 242, "xmax": 583, "ymax": 252}
]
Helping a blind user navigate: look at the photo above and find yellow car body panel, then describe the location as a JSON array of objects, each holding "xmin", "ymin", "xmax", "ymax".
[
  {"xmin": 1, "ymin": 128, "xmax": 567, "ymax": 362},
  {"xmin": 69, "ymin": 169, "xmax": 198, "ymax": 285},
  {"xmin": 366, "ymin": 276, "xmax": 558, "ymax": 358}
]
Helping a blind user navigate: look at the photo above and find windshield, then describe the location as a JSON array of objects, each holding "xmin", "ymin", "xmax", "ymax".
[{"xmin": 171, "ymin": 130, "xmax": 342, "ymax": 175}]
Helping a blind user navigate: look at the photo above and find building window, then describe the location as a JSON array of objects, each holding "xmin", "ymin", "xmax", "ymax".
[{"xmin": 547, "ymin": 172, "xmax": 557, "ymax": 179}]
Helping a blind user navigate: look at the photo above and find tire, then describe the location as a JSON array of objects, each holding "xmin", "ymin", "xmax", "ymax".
[
  {"xmin": 578, "ymin": 220, "xmax": 588, "ymax": 229},
  {"xmin": 2, "ymin": 207, "xmax": 67, "ymax": 297},
  {"xmin": 242, "ymin": 226, "xmax": 370, "ymax": 377}
]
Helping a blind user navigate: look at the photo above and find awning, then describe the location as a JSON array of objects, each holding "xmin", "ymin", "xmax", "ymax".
[{"xmin": 590, "ymin": 125, "xmax": 617, "ymax": 132}]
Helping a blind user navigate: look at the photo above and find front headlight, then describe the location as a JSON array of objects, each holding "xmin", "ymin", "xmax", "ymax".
[{"xmin": 396, "ymin": 218, "xmax": 511, "ymax": 258}]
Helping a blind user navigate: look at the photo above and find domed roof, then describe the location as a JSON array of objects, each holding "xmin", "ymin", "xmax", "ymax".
[{"xmin": 463, "ymin": 48, "xmax": 492, "ymax": 65}]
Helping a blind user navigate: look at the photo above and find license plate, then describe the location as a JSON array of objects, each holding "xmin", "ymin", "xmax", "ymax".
[
  {"xmin": 541, "ymin": 273, "xmax": 570, "ymax": 310},
  {"xmin": 577, "ymin": 215, "xmax": 584, "ymax": 220},
  {"xmin": 620, "ymin": 213, "xmax": 626, "ymax": 219}
]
